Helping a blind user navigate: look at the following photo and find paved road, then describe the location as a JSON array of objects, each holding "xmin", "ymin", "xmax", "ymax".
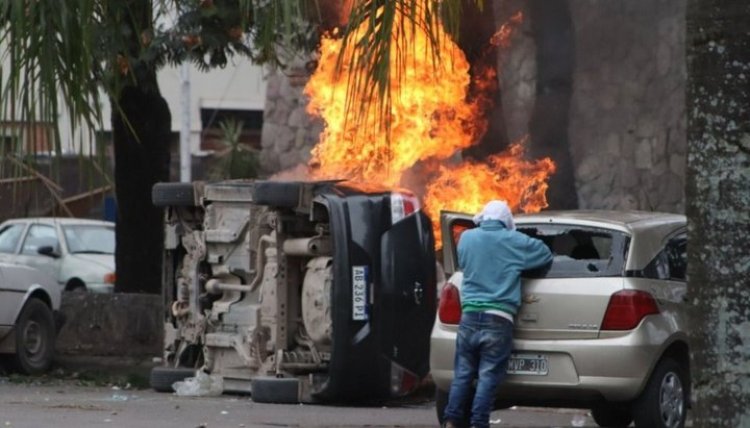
[{"xmin": 0, "ymin": 379, "xmax": 598, "ymax": 428}]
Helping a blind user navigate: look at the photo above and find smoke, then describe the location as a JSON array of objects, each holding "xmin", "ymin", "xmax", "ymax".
[{"xmin": 269, "ymin": 164, "xmax": 312, "ymax": 181}]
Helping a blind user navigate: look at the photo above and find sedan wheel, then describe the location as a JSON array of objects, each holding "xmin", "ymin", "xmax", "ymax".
[
  {"xmin": 12, "ymin": 299, "xmax": 56, "ymax": 375},
  {"xmin": 633, "ymin": 358, "xmax": 687, "ymax": 428}
]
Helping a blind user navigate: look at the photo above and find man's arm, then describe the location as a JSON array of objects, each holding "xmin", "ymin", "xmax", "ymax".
[{"xmin": 522, "ymin": 236, "xmax": 553, "ymax": 270}]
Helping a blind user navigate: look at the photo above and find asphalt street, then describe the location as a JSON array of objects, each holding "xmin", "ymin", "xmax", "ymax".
[{"xmin": 0, "ymin": 379, "xmax": 599, "ymax": 428}]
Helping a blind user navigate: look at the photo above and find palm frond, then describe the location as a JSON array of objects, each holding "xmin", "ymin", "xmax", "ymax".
[{"xmin": 335, "ymin": 0, "xmax": 482, "ymax": 134}]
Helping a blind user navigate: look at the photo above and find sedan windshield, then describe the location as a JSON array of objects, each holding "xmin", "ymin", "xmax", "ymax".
[{"xmin": 63, "ymin": 225, "xmax": 115, "ymax": 254}]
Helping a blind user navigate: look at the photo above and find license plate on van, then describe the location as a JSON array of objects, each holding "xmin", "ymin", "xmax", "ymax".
[
  {"xmin": 506, "ymin": 354, "xmax": 548, "ymax": 375},
  {"xmin": 352, "ymin": 266, "xmax": 369, "ymax": 321}
]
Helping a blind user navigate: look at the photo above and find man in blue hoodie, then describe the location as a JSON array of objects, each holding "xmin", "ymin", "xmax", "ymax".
[{"xmin": 443, "ymin": 200, "xmax": 553, "ymax": 428}]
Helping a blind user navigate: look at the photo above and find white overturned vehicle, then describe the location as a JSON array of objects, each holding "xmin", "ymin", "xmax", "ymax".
[{"xmin": 150, "ymin": 180, "xmax": 437, "ymax": 403}]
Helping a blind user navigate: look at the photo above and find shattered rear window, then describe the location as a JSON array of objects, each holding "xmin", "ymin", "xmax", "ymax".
[{"xmin": 519, "ymin": 224, "xmax": 630, "ymax": 278}]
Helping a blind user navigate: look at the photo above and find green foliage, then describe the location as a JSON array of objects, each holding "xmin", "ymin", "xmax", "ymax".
[
  {"xmin": 0, "ymin": 0, "xmax": 480, "ymax": 156},
  {"xmin": 335, "ymin": 0, "xmax": 481, "ymax": 133},
  {"xmin": 0, "ymin": 0, "xmax": 323, "ymax": 155}
]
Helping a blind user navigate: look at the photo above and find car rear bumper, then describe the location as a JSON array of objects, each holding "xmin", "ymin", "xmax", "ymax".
[{"xmin": 430, "ymin": 320, "xmax": 666, "ymax": 404}]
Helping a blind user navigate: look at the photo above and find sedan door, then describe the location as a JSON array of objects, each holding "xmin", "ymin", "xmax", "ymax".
[
  {"xmin": 0, "ymin": 266, "xmax": 23, "ymax": 327},
  {"xmin": 16, "ymin": 223, "xmax": 63, "ymax": 285},
  {"xmin": 0, "ymin": 222, "xmax": 27, "ymax": 265}
]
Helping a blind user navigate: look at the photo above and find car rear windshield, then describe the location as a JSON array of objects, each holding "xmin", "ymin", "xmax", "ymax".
[{"xmin": 518, "ymin": 224, "xmax": 630, "ymax": 278}]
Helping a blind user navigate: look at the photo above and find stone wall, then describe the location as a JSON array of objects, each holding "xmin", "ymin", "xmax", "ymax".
[
  {"xmin": 56, "ymin": 293, "xmax": 163, "ymax": 357},
  {"xmin": 259, "ymin": 63, "xmax": 322, "ymax": 176},
  {"xmin": 260, "ymin": 0, "xmax": 687, "ymax": 213},
  {"xmin": 568, "ymin": 0, "xmax": 687, "ymax": 212}
]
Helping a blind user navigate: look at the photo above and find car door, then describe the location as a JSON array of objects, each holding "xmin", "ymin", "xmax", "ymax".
[
  {"xmin": 16, "ymin": 223, "xmax": 63, "ymax": 284},
  {"xmin": 638, "ymin": 230, "xmax": 687, "ymax": 328},
  {"xmin": 0, "ymin": 265, "xmax": 24, "ymax": 327},
  {"xmin": 0, "ymin": 222, "xmax": 27, "ymax": 265}
]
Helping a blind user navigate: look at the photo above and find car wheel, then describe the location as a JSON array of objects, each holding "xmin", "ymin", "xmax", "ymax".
[
  {"xmin": 152, "ymin": 182, "xmax": 197, "ymax": 207},
  {"xmin": 633, "ymin": 358, "xmax": 688, "ymax": 428},
  {"xmin": 252, "ymin": 181, "xmax": 302, "ymax": 208},
  {"xmin": 435, "ymin": 388, "xmax": 471, "ymax": 426},
  {"xmin": 251, "ymin": 377, "xmax": 300, "ymax": 403},
  {"xmin": 11, "ymin": 298, "xmax": 55, "ymax": 375},
  {"xmin": 591, "ymin": 403, "xmax": 633, "ymax": 427},
  {"xmin": 149, "ymin": 366, "xmax": 197, "ymax": 392}
]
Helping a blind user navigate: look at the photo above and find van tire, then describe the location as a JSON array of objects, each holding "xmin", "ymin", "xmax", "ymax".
[
  {"xmin": 251, "ymin": 377, "xmax": 300, "ymax": 403},
  {"xmin": 152, "ymin": 183, "xmax": 196, "ymax": 207},
  {"xmin": 150, "ymin": 366, "xmax": 196, "ymax": 392},
  {"xmin": 252, "ymin": 181, "xmax": 301, "ymax": 208}
]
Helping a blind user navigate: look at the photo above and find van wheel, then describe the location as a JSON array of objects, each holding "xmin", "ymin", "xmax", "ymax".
[
  {"xmin": 251, "ymin": 377, "xmax": 300, "ymax": 403},
  {"xmin": 591, "ymin": 403, "xmax": 633, "ymax": 427},
  {"xmin": 12, "ymin": 299, "xmax": 55, "ymax": 375},
  {"xmin": 150, "ymin": 366, "xmax": 196, "ymax": 392},
  {"xmin": 252, "ymin": 181, "xmax": 302, "ymax": 208},
  {"xmin": 632, "ymin": 358, "xmax": 687, "ymax": 428},
  {"xmin": 435, "ymin": 388, "xmax": 471, "ymax": 426}
]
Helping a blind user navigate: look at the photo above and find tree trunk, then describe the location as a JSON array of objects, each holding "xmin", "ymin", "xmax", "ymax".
[
  {"xmin": 685, "ymin": 1, "xmax": 750, "ymax": 426},
  {"xmin": 459, "ymin": 0, "xmax": 511, "ymax": 160},
  {"xmin": 112, "ymin": 83, "xmax": 171, "ymax": 294},
  {"xmin": 111, "ymin": 0, "xmax": 172, "ymax": 294},
  {"xmin": 527, "ymin": 0, "xmax": 577, "ymax": 210}
]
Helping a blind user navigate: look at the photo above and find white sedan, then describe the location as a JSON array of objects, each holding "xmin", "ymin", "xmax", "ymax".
[
  {"xmin": 0, "ymin": 262, "xmax": 62, "ymax": 374},
  {"xmin": 0, "ymin": 218, "xmax": 116, "ymax": 293}
]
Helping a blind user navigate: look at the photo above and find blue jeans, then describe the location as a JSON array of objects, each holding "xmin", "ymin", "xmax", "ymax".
[{"xmin": 443, "ymin": 311, "xmax": 513, "ymax": 428}]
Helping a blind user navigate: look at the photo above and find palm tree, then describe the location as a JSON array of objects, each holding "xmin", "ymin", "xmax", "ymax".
[
  {"xmin": 685, "ymin": 1, "xmax": 750, "ymax": 425},
  {"xmin": 0, "ymin": 0, "xmax": 320, "ymax": 293}
]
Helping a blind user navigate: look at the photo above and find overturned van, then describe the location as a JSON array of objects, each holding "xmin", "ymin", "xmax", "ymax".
[{"xmin": 150, "ymin": 180, "xmax": 437, "ymax": 403}]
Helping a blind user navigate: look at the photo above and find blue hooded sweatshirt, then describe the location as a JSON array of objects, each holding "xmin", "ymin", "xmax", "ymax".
[{"xmin": 457, "ymin": 220, "xmax": 553, "ymax": 316}]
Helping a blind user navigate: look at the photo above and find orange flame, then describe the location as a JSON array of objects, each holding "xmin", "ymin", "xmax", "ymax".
[
  {"xmin": 304, "ymin": 3, "xmax": 555, "ymax": 246},
  {"xmin": 305, "ymin": 3, "xmax": 482, "ymax": 186},
  {"xmin": 424, "ymin": 142, "xmax": 557, "ymax": 245}
]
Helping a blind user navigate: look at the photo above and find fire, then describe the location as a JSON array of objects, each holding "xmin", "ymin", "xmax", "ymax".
[
  {"xmin": 424, "ymin": 142, "xmax": 557, "ymax": 245},
  {"xmin": 304, "ymin": 2, "xmax": 555, "ymax": 246},
  {"xmin": 305, "ymin": 2, "xmax": 482, "ymax": 186}
]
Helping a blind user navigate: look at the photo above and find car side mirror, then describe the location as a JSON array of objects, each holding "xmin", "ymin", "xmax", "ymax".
[{"xmin": 37, "ymin": 245, "xmax": 61, "ymax": 258}]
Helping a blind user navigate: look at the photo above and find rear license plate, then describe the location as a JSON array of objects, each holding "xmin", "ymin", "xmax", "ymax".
[
  {"xmin": 352, "ymin": 266, "xmax": 369, "ymax": 321},
  {"xmin": 506, "ymin": 354, "xmax": 548, "ymax": 376}
]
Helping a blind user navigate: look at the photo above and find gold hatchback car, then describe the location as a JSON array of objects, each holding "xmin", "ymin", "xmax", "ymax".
[{"xmin": 431, "ymin": 210, "xmax": 688, "ymax": 428}]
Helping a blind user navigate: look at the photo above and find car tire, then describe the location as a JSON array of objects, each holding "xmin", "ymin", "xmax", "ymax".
[
  {"xmin": 632, "ymin": 357, "xmax": 688, "ymax": 428},
  {"xmin": 252, "ymin": 181, "xmax": 301, "ymax": 208},
  {"xmin": 11, "ymin": 298, "xmax": 56, "ymax": 375},
  {"xmin": 591, "ymin": 403, "xmax": 633, "ymax": 427},
  {"xmin": 435, "ymin": 388, "xmax": 471, "ymax": 426},
  {"xmin": 251, "ymin": 377, "xmax": 300, "ymax": 403},
  {"xmin": 149, "ymin": 366, "xmax": 196, "ymax": 392},
  {"xmin": 152, "ymin": 183, "xmax": 197, "ymax": 207}
]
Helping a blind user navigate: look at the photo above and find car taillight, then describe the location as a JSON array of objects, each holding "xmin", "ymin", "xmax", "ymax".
[
  {"xmin": 390, "ymin": 191, "xmax": 420, "ymax": 224},
  {"xmin": 601, "ymin": 290, "xmax": 660, "ymax": 330},
  {"xmin": 390, "ymin": 362, "xmax": 420, "ymax": 397},
  {"xmin": 438, "ymin": 282, "xmax": 462, "ymax": 325},
  {"xmin": 103, "ymin": 272, "xmax": 116, "ymax": 284}
]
